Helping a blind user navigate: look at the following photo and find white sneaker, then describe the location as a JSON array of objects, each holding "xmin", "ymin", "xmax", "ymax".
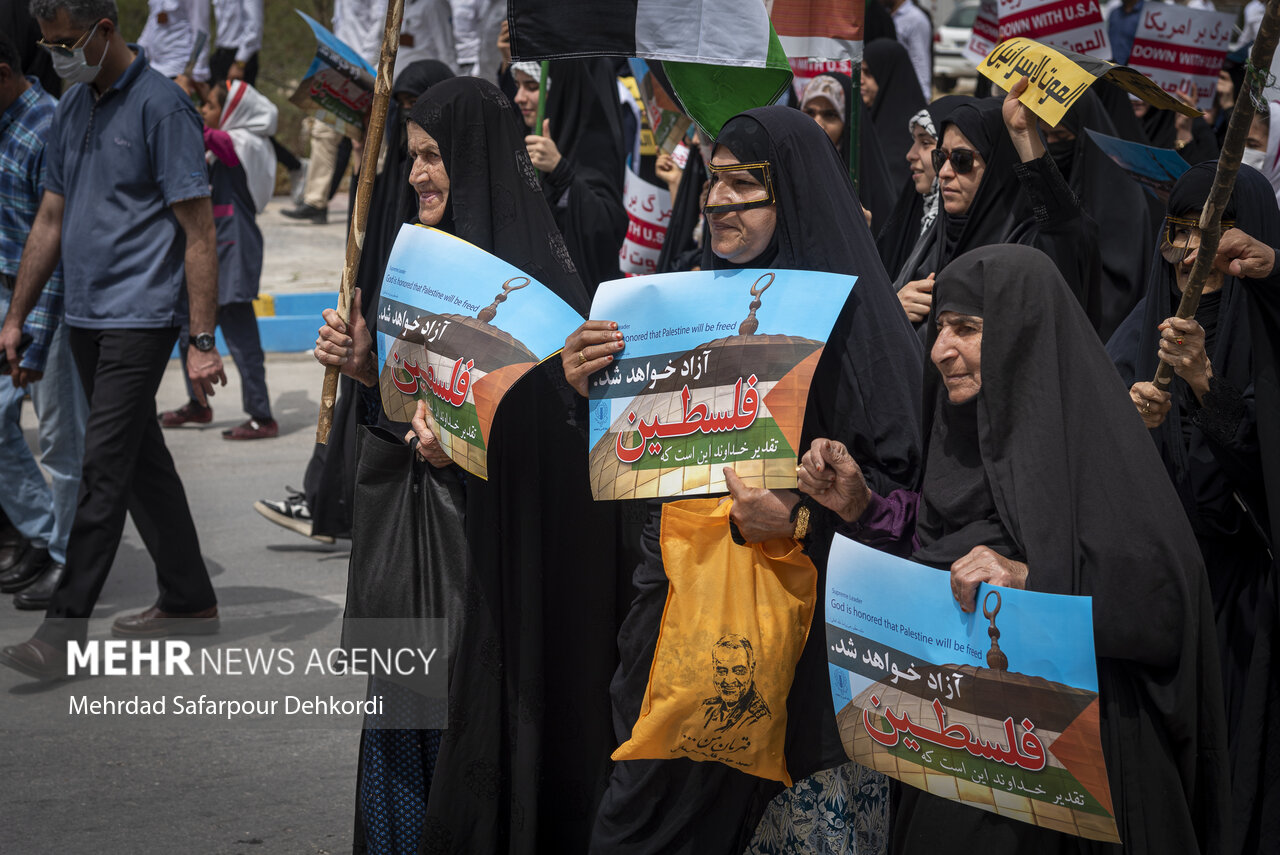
[
  {"xmin": 290, "ymin": 158, "xmax": 309, "ymax": 207},
  {"xmin": 253, "ymin": 488, "xmax": 335, "ymax": 544}
]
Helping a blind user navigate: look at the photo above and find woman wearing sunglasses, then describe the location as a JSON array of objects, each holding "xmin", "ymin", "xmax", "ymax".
[
  {"xmin": 894, "ymin": 77, "xmax": 1102, "ymax": 332},
  {"xmin": 1107, "ymin": 162, "xmax": 1279, "ymax": 851}
]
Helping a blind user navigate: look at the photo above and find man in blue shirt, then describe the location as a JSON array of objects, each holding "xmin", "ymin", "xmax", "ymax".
[
  {"xmin": 0, "ymin": 0, "xmax": 228, "ymax": 681},
  {"xmin": 1109, "ymin": 0, "xmax": 1144, "ymax": 64},
  {"xmin": 0, "ymin": 34, "xmax": 88, "ymax": 608}
]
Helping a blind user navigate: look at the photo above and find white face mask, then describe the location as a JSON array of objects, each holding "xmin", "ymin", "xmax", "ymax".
[
  {"xmin": 46, "ymin": 21, "xmax": 104, "ymax": 85},
  {"xmin": 1242, "ymin": 147, "xmax": 1267, "ymax": 171}
]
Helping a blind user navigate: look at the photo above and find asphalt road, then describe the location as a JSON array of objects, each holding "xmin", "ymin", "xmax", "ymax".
[{"xmin": 1, "ymin": 198, "xmax": 368, "ymax": 854}]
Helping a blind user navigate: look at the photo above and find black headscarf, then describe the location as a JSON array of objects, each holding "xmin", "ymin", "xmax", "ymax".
[
  {"xmin": 709, "ymin": 105, "xmax": 924, "ymax": 779},
  {"xmin": 931, "ymin": 98, "xmax": 1101, "ymax": 326},
  {"xmin": 409, "ymin": 77, "xmax": 586, "ymax": 309},
  {"xmin": 797, "ymin": 71, "xmax": 898, "ymax": 233},
  {"xmin": 1055, "ymin": 90, "xmax": 1156, "ymax": 339},
  {"xmin": 895, "ymin": 244, "xmax": 1229, "ymax": 855},
  {"xmin": 354, "ymin": 60, "xmax": 456, "ymax": 335},
  {"xmin": 388, "ymin": 77, "xmax": 620, "ymax": 852},
  {"xmin": 540, "ymin": 58, "xmax": 629, "ymax": 294},
  {"xmin": 864, "ymin": 38, "xmax": 928, "ymax": 189},
  {"xmin": 876, "ymin": 94, "xmax": 973, "ymax": 281}
]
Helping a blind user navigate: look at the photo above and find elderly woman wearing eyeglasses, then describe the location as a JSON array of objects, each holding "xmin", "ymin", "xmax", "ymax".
[
  {"xmin": 1107, "ymin": 163, "xmax": 1280, "ymax": 846},
  {"xmin": 892, "ymin": 78, "xmax": 1103, "ymax": 333}
]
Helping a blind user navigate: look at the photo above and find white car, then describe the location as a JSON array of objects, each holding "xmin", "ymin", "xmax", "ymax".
[{"xmin": 934, "ymin": 1, "xmax": 980, "ymax": 93}]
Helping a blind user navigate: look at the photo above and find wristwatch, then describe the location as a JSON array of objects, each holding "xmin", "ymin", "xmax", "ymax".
[{"xmin": 192, "ymin": 333, "xmax": 216, "ymax": 352}]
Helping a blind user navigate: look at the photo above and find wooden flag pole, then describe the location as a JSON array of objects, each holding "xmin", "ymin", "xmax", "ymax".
[
  {"xmin": 317, "ymin": 0, "xmax": 406, "ymax": 444},
  {"xmin": 1153, "ymin": 0, "xmax": 1280, "ymax": 392}
]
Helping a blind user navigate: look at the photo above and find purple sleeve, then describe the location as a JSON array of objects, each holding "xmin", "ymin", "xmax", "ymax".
[
  {"xmin": 202, "ymin": 127, "xmax": 240, "ymax": 168},
  {"xmin": 834, "ymin": 489, "xmax": 921, "ymax": 556}
]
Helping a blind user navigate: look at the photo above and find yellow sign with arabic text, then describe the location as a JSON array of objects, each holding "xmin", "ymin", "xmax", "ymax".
[{"xmin": 978, "ymin": 37, "xmax": 1200, "ymax": 128}]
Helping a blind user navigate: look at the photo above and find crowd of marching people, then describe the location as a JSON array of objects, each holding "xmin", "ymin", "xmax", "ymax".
[{"xmin": 1, "ymin": 0, "xmax": 1279, "ymax": 853}]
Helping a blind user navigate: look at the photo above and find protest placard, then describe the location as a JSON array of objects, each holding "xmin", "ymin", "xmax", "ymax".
[
  {"xmin": 586, "ymin": 269, "xmax": 855, "ymax": 500},
  {"xmin": 827, "ymin": 537, "xmax": 1121, "ymax": 843},
  {"xmin": 1085, "ymin": 128, "xmax": 1190, "ymax": 200},
  {"xmin": 289, "ymin": 11, "xmax": 377, "ymax": 140},
  {"xmin": 375, "ymin": 225, "xmax": 585, "ymax": 479},
  {"xmin": 979, "ymin": 36, "xmax": 1198, "ymax": 126},
  {"xmin": 628, "ymin": 58, "xmax": 694, "ymax": 156},
  {"xmin": 1125, "ymin": 3, "xmax": 1233, "ymax": 111},
  {"xmin": 618, "ymin": 168, "xmax": 673, "ymax": 276},
  {"xmin": 966, "ymin": 0, "xmax": 1001, "ymax": 64},
  {"xmin": 996, "ymin": 0, "xmax": 1110, "ymax": 57},
  {"xmin": 788, "ymin": 58, "xmax": 856, "ymax": 100}
]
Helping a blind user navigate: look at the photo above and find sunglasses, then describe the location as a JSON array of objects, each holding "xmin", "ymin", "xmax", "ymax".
[
  {"xmin": 931, "ymin": 147, "xmax": 978, "ymax": 175},
  {"xmin": 37, "ymin": 20, "xmax": 102, "ymax": 57}
]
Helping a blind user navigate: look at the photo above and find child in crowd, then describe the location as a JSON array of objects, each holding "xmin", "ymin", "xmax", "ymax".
[{"xmin": 162, "ymin": 79, "xmax": 278, "ymax": 439}]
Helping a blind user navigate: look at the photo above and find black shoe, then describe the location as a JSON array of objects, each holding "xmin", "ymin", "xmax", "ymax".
[
  {"xmin": 13, "ymin": 561, "xmax": 65, "ymax": 610},
  {"xmin": 0, "ymin": 546, "xmax": 51, "ymax": 593},
  {"xmin": 0, "ymin": 638, "xmax": 68, "ymax": 681},
  {"xmin": 280, "ymin": 203, "xmax": 327, "ymax": 224},
  {"xmin": 0, "ymin": 529, "xmax": 28, "ymax": 573}
]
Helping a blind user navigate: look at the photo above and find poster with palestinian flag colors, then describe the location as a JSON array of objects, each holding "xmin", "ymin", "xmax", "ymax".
[
  {"xmin": 509, "ymin": 0, "xmax": 792, "ymax": 138},
  {"xmin": 827, "ymin": 536, "xmax": 1121, "ymax": 843},
  {"xmin": 375, "ymin": 225, "xmax": 585, "ymax": 479},
  {"xmin": 586, "ymin": 269, "xmax": 854, "ymax": 501},
  {"xmin": 289, "ymin": 11, "xmax": 376, "ymax": 140}
]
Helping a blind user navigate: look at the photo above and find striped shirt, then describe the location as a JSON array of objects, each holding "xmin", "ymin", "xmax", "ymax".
[{"xmin": 0, "ymin": 78, "xmax": 62, "ymax": 372}]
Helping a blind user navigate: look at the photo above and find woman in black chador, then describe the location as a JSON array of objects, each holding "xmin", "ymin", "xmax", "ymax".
[
  {"xmin": 799, "ymin": 244, "xmax": 1229, "ymax": 854},
  {"xmin": 563, "ymin": 105, "xmax": 922, "ymax": 855},
  {"xmin": 318, "ymin": 77, "xmax": 624, "ymax": 854},
  {"xmin": 1109, "ymin": 162, "xmax": 1277, "ymax": 854}
]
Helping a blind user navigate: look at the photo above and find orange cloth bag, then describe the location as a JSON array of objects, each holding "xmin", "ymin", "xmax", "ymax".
[{"xmin": 611, "ymin": 498, "xmax": 818, "ymax": 785}]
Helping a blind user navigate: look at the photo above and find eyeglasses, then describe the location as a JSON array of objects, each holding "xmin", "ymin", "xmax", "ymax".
[
  {"xmin": 704, "ymin": 161, "xmax": 776, "ymax": 214},
  {"xmin": 931, "ymin": 147, "xmax": 978, "ymax": 175},
  {"xmin": 37, "ymin": 20, "xmax": 102, "ymax": 57},
  {"xmin": 1159, "ymin": 214, "xmax": 1235, "ymax": 264}
]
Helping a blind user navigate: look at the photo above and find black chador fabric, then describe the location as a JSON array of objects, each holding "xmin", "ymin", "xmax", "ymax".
[
  {"xmin": 876, "ymin": 94, "xmax": 973, "ymax": 282},
  {"xmin": 593, "ymin": 106, "xmax": 922, "ymax": 855},
  {"xmin": 894, "ymin": 244, "xmax": 1229, "ymax": 855},
  {"xmin": 864, "ymin": 38, "xmax": 927, "ymax": 190},
  {"xmin": 540, "ymin": 58, "xmax": 629, "ymax": 295},
  {"xmin": 305, "ymin": 62, "xmax": 455, "ymax": 541},
  {"xmin": 1107, "ymin": 162, "xmax": 1276, "ymax": 854},
  {"xmin": 349, "ymin": 77, "xmax": 623, "ymax": 855},
  {"xmin": 929, "ymin": 98, "xmax": 1102, "ymax": 328},
  {"xmin": 1054, "ymin": 91, "xmax": 1155, "ymax": 340},
  {"xmin": 1235, "ymin": 224, "xmax": 1280, "ymax": 855},
  {"xmin": 656, "ymin": 142, "xmax": 706, "ymax": 274},
  {"xmin": 798, "ymin": 72, "xmax": 897, "ymax": 231}
]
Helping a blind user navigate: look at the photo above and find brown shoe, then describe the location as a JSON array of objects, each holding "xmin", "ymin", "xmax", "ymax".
[
  {"xmin": 111, "ymin": 605, "xmax": 220, "ymax": 638},
  {"xmin": 0, "ymin": 637, "xmax": 68, "ymax": 682},
  {"xmin": 160, "ymin": 400, "xmax": 213, "ymax": 427},
  {"xmin": 222, "ymin": 418, "xmax": 279, "ymax": 440}
]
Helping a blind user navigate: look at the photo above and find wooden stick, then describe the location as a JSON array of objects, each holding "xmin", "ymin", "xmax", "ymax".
[
  {"xmin": 1153, "ymin": 0, "xmax": 1280, "ymax": 392},
  {"xmin": 316, "ymin": 0, "xmax": 406, "ymax": 444}
]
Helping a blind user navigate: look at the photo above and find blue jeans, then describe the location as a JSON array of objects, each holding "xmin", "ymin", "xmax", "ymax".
[{"xmin": 0, "ymin": 288, "xmax": 88, "ymax": 564}]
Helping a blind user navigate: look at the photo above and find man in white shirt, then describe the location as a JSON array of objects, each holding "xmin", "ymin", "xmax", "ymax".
[
  {"xmin": 890, "ymin": 0, "xmax": 933, "ymax": 100},
  {"xmin": 1236, "ymin": 0, "xmax": 1264, "ymax": 47},
  {"xmin": 396, "ymin": 0, "xmax": 457, "ymax": 81},
  {"xmin": 210, "ymin": 0, "xmax": 260, "ymax": 82},
  {"xmin": 452, "ymin": 0, "xmax": 504, "ymax": 80},
  {"xmin": 136, "ymin": 0, "xmax": 210, "ymax": 85}
]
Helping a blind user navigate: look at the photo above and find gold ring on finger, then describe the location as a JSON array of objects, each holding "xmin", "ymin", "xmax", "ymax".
[{"xmin": 578, "ymin": 350, "xmax": 587, "ymax": 366}]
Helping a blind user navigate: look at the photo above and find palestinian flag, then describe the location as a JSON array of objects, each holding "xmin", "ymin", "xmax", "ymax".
[
  {"xmin": 771, "ymin": 0, "xmax": 863, "ymax": 62},
  {"xmin": 508, "ymin": 0, "xmax": 792, "ymax": 138}
]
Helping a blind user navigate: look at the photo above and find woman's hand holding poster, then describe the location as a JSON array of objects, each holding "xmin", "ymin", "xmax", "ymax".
[
  {"xmin": 376, "ymin": 224, "xmax": 585, "ymax": 479},
  {"xmin": 826, "ymin": 536, "xmax": 1121, "ymax": 843},
  {"xmin": 586, "ymin": 268, "xmax": 855, "ymax": 501}
]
